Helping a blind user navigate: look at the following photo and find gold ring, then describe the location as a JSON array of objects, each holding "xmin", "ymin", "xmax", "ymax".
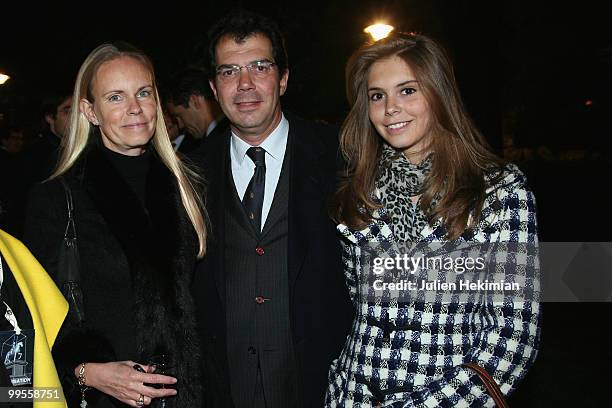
[{"xmin": 136, "ymin": 394, "xmax": 144, "ymax": 406}]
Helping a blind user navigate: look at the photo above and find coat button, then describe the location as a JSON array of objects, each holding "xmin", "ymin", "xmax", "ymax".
[
  {"xmin": 255, "ymin": 296, "xmax": 265, "ymax": 304},
  {"xmin": 248, "ymin": 346, "xmax": 256, "ymax": 355},
  {"xmin": 255, "ymin": 247, "xmax": 265, "ymax": 256}
]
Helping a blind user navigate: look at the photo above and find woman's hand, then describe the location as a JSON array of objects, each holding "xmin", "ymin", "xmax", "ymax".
[{"xmin": 75, "ymin": 361, "xmax": 177, "ymax": 406}]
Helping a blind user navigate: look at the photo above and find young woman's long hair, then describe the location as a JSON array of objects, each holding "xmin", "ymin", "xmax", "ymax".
[
  {"xmin": 51, "ymin": 42, "xmax": 208, "ymax": 257},
  {"xmin": 333, "ymin": 32, "xmax": 503, "ymax": 240}
]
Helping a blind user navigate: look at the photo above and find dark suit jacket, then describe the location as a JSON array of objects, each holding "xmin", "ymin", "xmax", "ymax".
[
  {"xmin": 192, "ymin": 112, "xmax": 354, "ymax": 407},
  {"xmin": 176, "ymin": 133, "xmax": 201, "ymax": 154}
]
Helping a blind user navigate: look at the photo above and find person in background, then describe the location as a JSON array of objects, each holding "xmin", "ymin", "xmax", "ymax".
[
  {"xmin": 326, "ymin": 32, "xmax": 540, "ymax": 407},
  {"xmin": 26, "ymin": 93, "xmax": 74, "ymax": 183},
  {"xmin": 0, "ymin": 124, "xmax": 25, "ymax": 156},
  {"xmin": 161, "ymin": 105, "xmax": 199, "ymax": 154},
  {"xmin": 24, "ymin": 41, "xmax": 207, "ymax": 408},
  {"xmin": 44, "ymin": 93, "xmax": 73, "ymax": 140},
  {"xmin": 166, "ymin": 67, "xmax": 226, "ymax": 139}
]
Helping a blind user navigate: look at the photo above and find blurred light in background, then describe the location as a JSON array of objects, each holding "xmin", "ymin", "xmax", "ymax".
[{"xmin": 364, "ymin": 23, "xmax": 394, "ymax": 41}]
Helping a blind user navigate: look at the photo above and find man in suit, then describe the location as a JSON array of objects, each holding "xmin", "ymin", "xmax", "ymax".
[
  {"xmin": 22, "ymin": 92, "xmax": 72, "ymax": 188},
  {"xmin": 192, "ymin": 9, "xmax": 353, "ymax": 408}
]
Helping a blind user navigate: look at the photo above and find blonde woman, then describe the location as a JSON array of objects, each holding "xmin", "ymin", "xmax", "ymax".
[
  {"xmin": 24, "ymin": 42, "xmax": 206, "ymax": 408},
  {"xmin": 326, "ymin": 33, "xmax": 540, "ymax": 407}
]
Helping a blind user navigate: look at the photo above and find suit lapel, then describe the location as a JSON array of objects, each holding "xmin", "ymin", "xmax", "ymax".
[
  {"xmin": 261, "ymin": 141, "xmax": 290, "ymax": 237},
  {"xmin": 287, "ymin": 122, "xmax": 324, "ymax": 288}
]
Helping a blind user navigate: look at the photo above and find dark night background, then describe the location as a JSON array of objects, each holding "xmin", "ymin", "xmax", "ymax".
[{"xmin": 1, "ymin": 0, "xmax": 611, "ymax": 406}]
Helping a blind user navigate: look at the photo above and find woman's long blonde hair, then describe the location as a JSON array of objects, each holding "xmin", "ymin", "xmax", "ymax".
[
  {"xmin": 51, "ymin": 42, "xmax": 207, "ymax": 257},
  {"xmin": 333, "ymin": 32, "xmax": 503, "ymax": 240}
]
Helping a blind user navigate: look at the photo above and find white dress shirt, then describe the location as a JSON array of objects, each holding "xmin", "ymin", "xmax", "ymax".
[
  {"xmin": 230, "ymin": 114, "xmax": 289, "ymax": 231},
  {"xmin": 172, "ymin": 134, "xmax": 185, "ymax": 151}
]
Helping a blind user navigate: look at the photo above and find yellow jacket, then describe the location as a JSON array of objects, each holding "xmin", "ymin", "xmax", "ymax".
[{"xmin": 0, "ymin": 229, "xmax": 68, "ymax": 408}]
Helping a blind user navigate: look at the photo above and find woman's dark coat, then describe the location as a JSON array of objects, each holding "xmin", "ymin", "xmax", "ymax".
[{"xmin": 24, "ymin": 146, "xmax": 202, "ymax": 407}]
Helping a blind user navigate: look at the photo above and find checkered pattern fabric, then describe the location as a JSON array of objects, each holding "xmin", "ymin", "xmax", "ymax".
[{"xmin": 325, "ymin": 164, "xmax": 541, "ymax": 407}]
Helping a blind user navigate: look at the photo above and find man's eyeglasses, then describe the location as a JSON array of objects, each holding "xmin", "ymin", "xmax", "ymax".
[{"xmin": 215, "ymin": 60, "xmax": 277, "ymax": 81}]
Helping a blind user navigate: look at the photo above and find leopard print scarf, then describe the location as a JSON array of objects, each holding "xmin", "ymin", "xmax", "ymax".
[{"xmin": 375, "ymin": 144, "xmax": 433, "ymax": 243}]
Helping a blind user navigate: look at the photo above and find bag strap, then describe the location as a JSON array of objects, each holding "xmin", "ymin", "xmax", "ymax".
[
  {"xmin": 59, "ymin": 177, "xmax": 77, "ymax": 241},
  {"xmin": 462, "ymin": 362, "xmax": 509, "ymax": 408}
]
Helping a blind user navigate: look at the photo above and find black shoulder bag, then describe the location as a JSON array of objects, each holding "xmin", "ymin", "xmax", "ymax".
[{"xmin": 57, "ymin": 177, "xmax": 86, "ymax": 326}]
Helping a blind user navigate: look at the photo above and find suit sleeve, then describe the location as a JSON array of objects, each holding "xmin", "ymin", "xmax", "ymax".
[{"xmin": 386, "ymin": 183, "xmax": 541, "ymax": 407}]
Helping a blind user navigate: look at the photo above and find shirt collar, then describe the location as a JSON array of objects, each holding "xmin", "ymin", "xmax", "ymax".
[
  {"xmin": 231, "ymin": 114, "xmax": 289, "ymax": 165},
  {"xmin": 172, "ymin": 134, "xmax": 185, "ymax": 150},
  {"xmin": 206, "ymin": 120, "xmax": 217, "ymax": 136}
]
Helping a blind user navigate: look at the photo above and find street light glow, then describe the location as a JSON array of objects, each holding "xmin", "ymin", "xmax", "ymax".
[
  {"xmin": 0, "ymin": 74, "xmax": 9, "ymax": 85},
  {"xmin": 364, "ymin": 23, "xmax": 394, "ymax": 41}
]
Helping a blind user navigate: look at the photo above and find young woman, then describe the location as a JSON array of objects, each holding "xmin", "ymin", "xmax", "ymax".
[
  {"xmin": 24, "ymin": 42, "xmax": 206, "ymax": 407},
  {"xmin": 326, "ymin": 33, "xmax": 540, "ymax": 407}
]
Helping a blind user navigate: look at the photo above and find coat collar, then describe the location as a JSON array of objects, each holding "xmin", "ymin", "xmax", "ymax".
[
  {"xmin": 339, "ymin": 165, "xmax": 526, "ymax": 248},
  {"xmin": 75, "ymin": 146, "xmax": 187, "ymax": 290},
  {"xmin": 337, "ymin": 202, "xmax": 441, "ymax": 247}
]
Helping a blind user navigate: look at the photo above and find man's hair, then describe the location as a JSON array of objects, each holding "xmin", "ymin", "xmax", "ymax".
[
  {"xmin": 208, "ymin": 9, "xmax": 288, "ymax": 78},
  {"xmin": 42, "ymin": 92, "xmax": 72, "ymax": 118},
  {"xmin": 166, "ymin": 67, "xmax": 215, "ymax": 108}
]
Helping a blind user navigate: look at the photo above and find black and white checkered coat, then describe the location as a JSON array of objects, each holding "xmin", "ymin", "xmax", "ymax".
[{"xmin": 325, "ymin": 164, "xmax": 541, "ymax": 407}]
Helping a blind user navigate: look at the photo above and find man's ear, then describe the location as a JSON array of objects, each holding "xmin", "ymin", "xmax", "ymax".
[
  {"xmin": 189, "ymin": 94, "xmax": 202, "ymax": 109},
  {"xmin": 209, "ymin": 80, "xmax": 219, "ymax": 101},
  {"xmin": 44, "ymin": 114, "xmax": 54, "ymax": 127},
  {"xmin": 279, "ymin": 69, "xmax": 289, "ymax": 97},
  {"xmin": 80, "ymin": 98, "xmax": 99, "ymax": 125}
]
